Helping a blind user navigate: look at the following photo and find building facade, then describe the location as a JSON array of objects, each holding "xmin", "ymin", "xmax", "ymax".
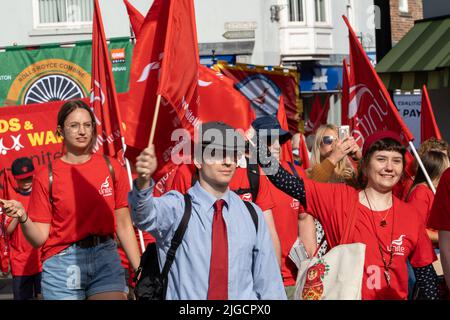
[{"xmin": 389, "ymin": 0, "xmax": 423, "ymax": 45}]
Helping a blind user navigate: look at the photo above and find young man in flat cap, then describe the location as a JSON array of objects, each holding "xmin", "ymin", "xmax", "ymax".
[{"xmin": 129, "ymin": 122, "xmax": 286, "ymax": 300}]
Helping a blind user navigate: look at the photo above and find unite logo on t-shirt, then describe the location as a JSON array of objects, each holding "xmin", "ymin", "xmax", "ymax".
[
  {"xmin": 388, "ymin": 234, "xmax": 406, "ymax": 256},
  {"xmin": 98, "ymin": 176, "xmax": 113, "ymax": 197}
]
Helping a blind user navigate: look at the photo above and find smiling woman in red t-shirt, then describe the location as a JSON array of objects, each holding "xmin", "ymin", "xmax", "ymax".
[
  {"xmin": 255, "ymin": 130, "xmax": 439, "ymax": 300},
  {"xmin": 0, "ymin": 100, "xmax": 140, "ymax": 300}
]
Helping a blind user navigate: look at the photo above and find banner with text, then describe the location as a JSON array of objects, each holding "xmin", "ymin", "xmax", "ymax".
[{"xmin": 0, "ymin": 38, "xmax": 132, "ymax": 106}]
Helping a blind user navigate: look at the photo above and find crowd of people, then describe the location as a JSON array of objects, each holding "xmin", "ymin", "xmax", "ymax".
[{"xmin": 0, "ymin": 98, "xmax": 449, "ymax": 300}]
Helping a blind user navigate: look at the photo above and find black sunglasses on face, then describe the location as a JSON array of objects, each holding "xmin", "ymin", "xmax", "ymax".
[{"xmin": 322, "ymin": 136, "xmax": 336, "ymax": 145}]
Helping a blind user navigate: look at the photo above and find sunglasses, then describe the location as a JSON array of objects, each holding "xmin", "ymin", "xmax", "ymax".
[{"xmin": 322, "ymin": 136, "xmax": 337, "ymax": 145}]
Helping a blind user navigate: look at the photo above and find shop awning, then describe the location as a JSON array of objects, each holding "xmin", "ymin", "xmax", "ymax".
[{"xmin": 376, "ymin": 15, "xmax": 450, "ymax": 90}]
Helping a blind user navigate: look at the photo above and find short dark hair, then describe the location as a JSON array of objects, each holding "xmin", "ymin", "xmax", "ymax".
[
  {"xmin": 357, "ymin": 138, "xmax": 406, "ymax": 189},
  {"xmin": 57, "ymin": 100, "xmax": 97, "ymax": 152}
]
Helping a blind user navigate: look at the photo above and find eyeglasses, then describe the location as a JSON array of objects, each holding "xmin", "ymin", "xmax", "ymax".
[
  {"xmin": 322, "ymin": 136, "xmax": 336, "ymax": 145},
  {"xmin": 65, "ymin": 122, "xmax": 94, "ymax": 133}
]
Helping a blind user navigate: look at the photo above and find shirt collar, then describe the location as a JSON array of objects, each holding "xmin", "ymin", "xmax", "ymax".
[{"xmin": 191, "ymin": 181, "xmax": 230, "ymax": 211}]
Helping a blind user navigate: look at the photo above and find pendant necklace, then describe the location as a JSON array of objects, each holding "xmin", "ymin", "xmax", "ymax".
[{"xmin": 363, "ymin": 189, "xmax": 395, "ymax": 287}]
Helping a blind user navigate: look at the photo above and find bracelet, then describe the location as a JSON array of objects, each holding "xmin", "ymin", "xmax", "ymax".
[{"xmin": 19, "ymin": 214, "xmax": 28, "ymax": 224}]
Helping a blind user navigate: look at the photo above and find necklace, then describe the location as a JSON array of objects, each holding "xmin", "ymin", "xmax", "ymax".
[
  {"xmin": 378, "ymin": 207, "xmax": 391, "ymax": 228},
  {"xmin": 363, "ymin": 189, "xmax": 395, "ymax": 287}
]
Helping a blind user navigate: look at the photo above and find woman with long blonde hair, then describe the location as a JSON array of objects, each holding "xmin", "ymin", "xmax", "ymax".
[{"xmin": 309, "ymin": 124, "xmax": 358, "ymax": 184}]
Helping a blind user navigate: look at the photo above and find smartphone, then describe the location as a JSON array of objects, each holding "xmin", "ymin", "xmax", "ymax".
[{"xmin": 338, "ymin": 125, "xmax": 350, "ymax": 140}]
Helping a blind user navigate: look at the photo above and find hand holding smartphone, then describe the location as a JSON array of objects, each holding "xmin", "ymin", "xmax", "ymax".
[{"xmin": 338, "ymin": 125, "xmax": 350, "ymax": 141}]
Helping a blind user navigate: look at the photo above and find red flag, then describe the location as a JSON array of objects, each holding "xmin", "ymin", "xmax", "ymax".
[
  {"xmin": 90, "ymin": 0, "xmax": 124, "ymax": 162},
  {"xmin": 125, "ymin": 0, "xmax": 199, "ymax": 156},
  {"xmin": 341, "ymin": 59, "xmax": 350, "ymax": 126},
  {"xmin": 277, "ymin": 96, "xmax": 294, "ymax": 164},
  {"xmin": 123, "ymin": 0, "xmax": 144, "ymax": 38},
  {"xmin": 299, "ymin": 133, "xmax": 310, "ymax": 170},
  {"xmin": 157, "ymin": 0, "xmax": 199, "ymax": 118},
  {"xmin": 421, "ymin": 85, "xmax": 442, "ymax": 142},
  {"xmin": 313, "ymin": 95, "xmax": 330, "ymax": 130},
  {"xmin": 304, "ymin": 95, "xmax": 322, "ymax": 136},
  {"xmin": 344, "ymin": 16, "xmax": 413, "ymax": 147},
  {"xmin": 197, "ymin": 66, "xmax": 255, "ymax": 131}
]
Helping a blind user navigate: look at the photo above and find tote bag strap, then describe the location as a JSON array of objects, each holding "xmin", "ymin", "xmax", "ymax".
[{"xmin": 339, "ymin": 193, "xmax": 359, "ymax": 245}]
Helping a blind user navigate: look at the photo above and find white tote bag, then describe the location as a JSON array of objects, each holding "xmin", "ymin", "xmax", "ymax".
[
  {"xmin": 291, "ymin": 242, "xmax": 366, "ymax": 300},
  {"xmin": 290, "ymin": 197, "xmax": 366, "ymax": 300}
]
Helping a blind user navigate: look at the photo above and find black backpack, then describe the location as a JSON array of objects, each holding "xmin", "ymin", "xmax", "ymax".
[{"xmin": 133, "ymin": 194, "xmax": 258, "ymax": 300}]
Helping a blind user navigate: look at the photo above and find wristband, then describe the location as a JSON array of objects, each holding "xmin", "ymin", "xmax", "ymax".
[{"xmin": 19, "ymin": 214, "xmax": 28, "ymax": 224}]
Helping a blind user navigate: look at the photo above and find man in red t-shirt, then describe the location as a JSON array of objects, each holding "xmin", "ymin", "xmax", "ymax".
[
  {"xmin": 428, "ymin": 167, "xmax": 450, "ymax": 292},
  {"xmin": 2, "ymin": 158, "xmax": 42, "ymax": 300}
]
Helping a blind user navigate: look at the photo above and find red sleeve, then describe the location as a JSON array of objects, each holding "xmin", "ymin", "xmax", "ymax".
[
  {"xmin": 407, "ymin": 186, "xmax": 433, "ymax": 225},
  {"xmin": 409, "ymin": 220, "xmax": 437, "ymax": 268},
  {"xmin": 254, "ymin": 171, "xmax": 275, "ymax": 212},
  {"xmin": 112, "ymin": 160, "xmax": 130, "ymax": 210},
  {"xmin": 428, "ymin": 168, "xmax": 450, "ymax": 231},
  {"xmin": 303, "ymin": 179, "xmax": 357, "ymax": 247},
  {"xmin": 27, "ymin": 168, "xmax": 52, "ymax": 224}
]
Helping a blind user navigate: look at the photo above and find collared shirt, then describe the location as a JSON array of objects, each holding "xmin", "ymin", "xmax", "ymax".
[{"xmin": 129, "ymin": 180, "xmax": 286, "ymax": 300}]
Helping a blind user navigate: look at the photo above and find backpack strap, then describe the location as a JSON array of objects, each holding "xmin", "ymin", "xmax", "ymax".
[
  {"xmin": 243, "ymin": 201, "xmax": 258, "ymax": 233},
  {"xmin": 287, "ymin": 161, "xmax": 300, "ymax": 179},
  {"xmin": 160, "ymin": 194, "xmax": 192, "ymax": 298},
  {"xmin": 247, "ymin": 162, "xmax": 260, "ymax": 203},
  {"xmin": 103, "ymin": 154, "xmax": 115, "ymax": 185},
  {"xmin": 48, "ymin": 161, "xmax": 53, "ymax": 207}
]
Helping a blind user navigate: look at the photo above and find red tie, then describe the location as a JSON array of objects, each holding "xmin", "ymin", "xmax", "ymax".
[{"xmin": 208, "ymin": 199, "xmax": 228, "ymax": 300}]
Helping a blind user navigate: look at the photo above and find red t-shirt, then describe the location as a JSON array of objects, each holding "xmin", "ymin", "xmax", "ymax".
[
  {"xmin": 269, "ymin": 161, "xmax": 306, "ymax": 286},
  {"xmin": 304, "ymin": 179, "xmax": 436, "ymax": 300},
  {"xmin": 4, "ymin": 190, "xmax": 42, "ymax": 276},
  {"xmin": 406, "ymin": 184, "xmax": 434, "ymax": 225},
  {"xmin": 428, "ymin": 168, "xmax": 450, "ymax": 231},
  {"xmin": 171, "ymin": 163, "xmax": 275, "ymax": 211},
  {"xmin": 28, "ymin": 154, "xmax": 129, "ymax": 261}
]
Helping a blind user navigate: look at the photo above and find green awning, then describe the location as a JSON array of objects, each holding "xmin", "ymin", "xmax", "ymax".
[{"xmin": 376, "ymin": 15, "xmax": 450, "ymax": 90}]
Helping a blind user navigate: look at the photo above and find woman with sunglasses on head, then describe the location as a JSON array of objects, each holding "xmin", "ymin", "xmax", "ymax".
[
  {"xmin": 254, "ymin": 130, "xmax": 439, "ymax": 300},
  {"xmin": 0, "ymin": 100, "xmax": 140, "ymax": 300}
]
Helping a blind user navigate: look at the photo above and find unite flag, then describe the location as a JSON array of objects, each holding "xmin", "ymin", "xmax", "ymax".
[
  {"xmin": 343, "ymin": 15, "xmax": 413, "ymax": 147},
  {"xmin": 90, "ymin": 0, "xmax": 125, "ymax": 162}
]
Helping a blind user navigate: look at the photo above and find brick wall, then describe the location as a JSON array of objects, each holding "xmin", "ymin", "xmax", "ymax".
[{"xmin": 390, "ymin": 0, "xmax": 423, "ymax": 44}]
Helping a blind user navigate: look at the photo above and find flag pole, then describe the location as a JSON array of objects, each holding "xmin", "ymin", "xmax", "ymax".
[
  {"xmin": 122, "ymin": 138, "xmax": 146, "ymax": 253},
  {"xmin": 409, "ymin": 141, "xmax": 436, "ymax": 194},
  {"xmin": 148, "ymin": 94, "xmax": 162, "ymax": 146}
]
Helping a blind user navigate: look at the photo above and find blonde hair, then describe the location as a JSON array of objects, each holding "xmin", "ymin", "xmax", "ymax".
[{"xmin": 310, "ymin": 124, "xmax": 354, "ymax": 180}]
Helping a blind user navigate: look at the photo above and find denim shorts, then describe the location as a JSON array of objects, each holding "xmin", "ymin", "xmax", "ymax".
[{"xmin": 41, "ymin": 239, "xmax": 128, "ymax": 300}]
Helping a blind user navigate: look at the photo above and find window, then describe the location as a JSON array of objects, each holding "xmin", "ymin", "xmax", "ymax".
[
  {"xmin": 35, "ymin": 0, "xmax": 93, "ymax": 28},
  {"xmin": 315, "ymin": 0, "xmax": 327, "ymax": 22},
  {"xmin": 288, "ymin": 0, "xmax": 304, "ymax": 22},
  {"xmin": 399, "ymin": 0, "xmax": 409, "ymax": 14}
]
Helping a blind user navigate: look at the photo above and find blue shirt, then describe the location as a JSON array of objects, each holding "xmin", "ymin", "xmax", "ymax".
[{"xmin": 129, "ymin": 180, "xmax": 286, "ymax": 300}]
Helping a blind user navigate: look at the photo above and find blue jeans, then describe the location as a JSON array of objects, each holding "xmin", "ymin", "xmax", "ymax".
[{"xmin": 41, "ymin": 239, "xmax": 127, "ymax": 300}]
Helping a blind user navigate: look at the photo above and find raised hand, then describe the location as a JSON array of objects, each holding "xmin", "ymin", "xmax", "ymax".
[{"xmin": 135, "ymin": 145, "xmax": 158, "ymax": 190}]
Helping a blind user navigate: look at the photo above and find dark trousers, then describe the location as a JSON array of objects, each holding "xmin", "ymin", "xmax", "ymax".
[{"xmin": 12, "ymin": 273, "xmax": 42, "ymax": 300}]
